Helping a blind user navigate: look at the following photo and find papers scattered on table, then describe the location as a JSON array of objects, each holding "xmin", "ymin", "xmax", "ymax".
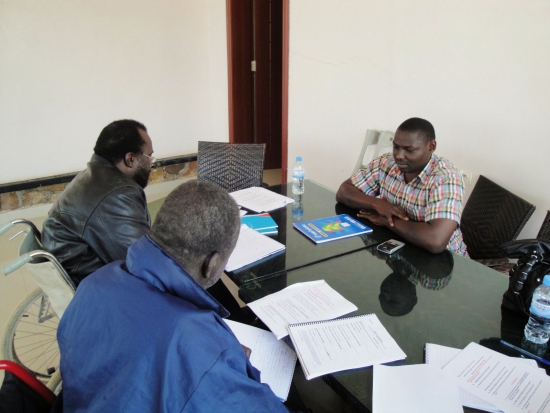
[
  {"xmin": 288, "ymin": 313, "xmax": 406, "ymax": 380},
  {"xmin": 224, "ymin": 319, "xmax": 297, "ymax": 401},
  {"xmin": 225, "ymin": 225, "xmax": 285, "ymax": 272},
  {"xmin": 425, "ymin": 343, "xmax": 543, "ymax": 413},
  {"xmin": 247, "ymin": 280, "xmax": 358, "ymax": 340},
  {"xmin": 442, "ymin": 342, "xmax": 550, "ymax": 413},
  {"xmin": 230, "ymin": 186, "xmax": 294, "ymax": 213},
  {"xmin": 293, "ymin": 214, "xmax": 372, "ymax": 244},
  {"xmin": 373, "ymin": 364, "xmax": 463, "ymax": 413}
]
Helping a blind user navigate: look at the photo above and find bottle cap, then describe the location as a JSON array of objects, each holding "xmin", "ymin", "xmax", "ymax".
[
  {"xmin": 296, "ymin": 156, "xmax": 302, "ymax": 162},
  {"xmin": 544, "ymin": 275, "xmax": 550, "ymax": 287}
]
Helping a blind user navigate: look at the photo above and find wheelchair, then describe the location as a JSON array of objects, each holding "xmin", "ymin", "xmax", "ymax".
[{"xmin": 0, "ymin": 219, "xmax": 74, "ymax": 388}]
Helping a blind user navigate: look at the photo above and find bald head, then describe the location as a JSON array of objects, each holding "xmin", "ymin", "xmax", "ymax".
[{"xmin": 150, "ymin": 180, "xmax": 241, "ymax": 287}]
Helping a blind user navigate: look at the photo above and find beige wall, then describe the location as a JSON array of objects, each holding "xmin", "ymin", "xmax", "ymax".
[
  {"xmin": 287, "ymin": 0, "xmax": 550, "ymax": 239},
  {"xmin": 0, "ymin": 0, "xmax": 229, "ymax": 184},
  {"xmin": 2, "ymin": 0, "xmax": 549, "ymax": 239}
]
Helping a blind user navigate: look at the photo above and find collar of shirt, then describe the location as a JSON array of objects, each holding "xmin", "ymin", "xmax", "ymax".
[{"xmin": 390, "ymin": 154, "xmax": 436, "ymax": 186}]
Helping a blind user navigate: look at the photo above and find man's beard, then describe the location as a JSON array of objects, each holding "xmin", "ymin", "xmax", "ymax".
[{"xmin": 133, "ymin": 162, "xmax": 151, "ymax": 188}]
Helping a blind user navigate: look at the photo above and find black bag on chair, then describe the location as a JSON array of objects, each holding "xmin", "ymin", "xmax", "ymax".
[{"xmin": 501, "ymin": 239, "xmax": 550, "ymax": 317}]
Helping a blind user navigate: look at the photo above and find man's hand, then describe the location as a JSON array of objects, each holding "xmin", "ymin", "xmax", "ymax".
[
  {"xmin": 336, "ymin": 178, "xmax": 408, "ymax": 226},
  {"xmin": 241, "ymin": 344, "xmax": 252, "ymax": 359},
  {"xmin": 358, "ymin": 200, "xmax": 409, "ymax": 227},
  {"xmin": 356, "ymin": 210, "xmax": 390, "ymax": 226}
]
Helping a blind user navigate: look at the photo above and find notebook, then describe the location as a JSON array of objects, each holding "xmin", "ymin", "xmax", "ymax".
[
  {"xmin": 293, "ymin": 214, "xmax": 372, "ymax": 244},
  {"xmin": 288, "ymin": 313, "xmax": 406, "ymax": 380},
  {"xmin": 241, "ymin": 213, "xmax": 278, "ymax": 235}
]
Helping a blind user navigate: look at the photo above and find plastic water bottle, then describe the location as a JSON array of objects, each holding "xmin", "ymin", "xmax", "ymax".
[
  {"xmin": 524, "ymin": 274, "xmax": 550, "ymax": 344},
  {"xmin": 292, "ymin": 156, "xmax": 305, "ymax": 194},
  {"xmin": 292, "ymin": 194, "xmax": 303, "ymax": 221}
]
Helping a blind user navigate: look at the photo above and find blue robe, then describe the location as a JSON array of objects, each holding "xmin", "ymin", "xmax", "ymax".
[{"xmin": 57, "ymin": 235, "xmax": 289, "ymax": 412}]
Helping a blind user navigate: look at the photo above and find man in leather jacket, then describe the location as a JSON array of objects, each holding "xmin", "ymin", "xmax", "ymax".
[{"xmin": 42, "ymin": 119, "xmax": 154, "ymax": 286}]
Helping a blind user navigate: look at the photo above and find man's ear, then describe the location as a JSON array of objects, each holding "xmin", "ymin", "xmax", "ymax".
[
  {"xmin": 123, "ymin": 152, "xmax": 137, "ymax": 168},
  {"xmin": 201, "ymin": 251, "xmax": 223, "ymax": 284},
  {"xmin": 428, "ymin": 139, "xmax": 437, "ymax": 153}
]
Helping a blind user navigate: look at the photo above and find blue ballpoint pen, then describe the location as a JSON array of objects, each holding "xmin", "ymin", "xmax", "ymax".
[{"xmin": 499, "ymin": 340, "xmax": 550, "ymax": 366}]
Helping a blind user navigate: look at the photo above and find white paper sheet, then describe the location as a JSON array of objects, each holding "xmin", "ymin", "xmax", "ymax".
[
  {"xmin": 425, "ymin": 343, "xmax": 542, "ymax": 413},
  {"xmin": 373, "ymin": 364, "xmax": 463, "ymax": 413},
  {"xmin": 247, "ymin": 280, "xmax": 358, "ymax": 339},
  {"xmin": 225, "ymin": 225, "xmax": 285, "ymax": 272},
  {"xmin": 443, "ymin": 342, "xmax": 550, "ymax": 413},
  {"xmin": 224, "ymin": 319, "xmax": 297, "ymax": 401},
  {"xmin": 230, "ymin": 186, "xmax": 294, "ymax": 213},
  {"xmin": 289, "ymin": 313, "xmax": 406, "ymax": 380}
]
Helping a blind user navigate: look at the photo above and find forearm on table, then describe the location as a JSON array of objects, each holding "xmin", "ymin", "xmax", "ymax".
[
  {"xmin": 336, "ymin": 180, "xmax": 381, "ymax": 211},
  {"xmin": 388, "ymin": 219, "xmax": 455, "ymax": 254}
]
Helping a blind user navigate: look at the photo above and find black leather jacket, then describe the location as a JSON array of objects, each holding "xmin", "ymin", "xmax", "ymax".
[{"xmin": 42, "ymin": 155, "xmax": 150, "ymax": 285}]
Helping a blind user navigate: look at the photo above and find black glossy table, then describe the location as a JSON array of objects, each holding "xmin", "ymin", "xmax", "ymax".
[
  {"xmin": 226, "ymin": 180, "xmax": 397, "ymax": 286},
  {"xmin": 238, "ymin": 240, "xmax": 541, "ymax": 413}
]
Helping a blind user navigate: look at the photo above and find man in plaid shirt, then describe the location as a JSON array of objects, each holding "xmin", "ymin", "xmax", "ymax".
[{"xmin": 336, "ymin": 118, "xmax": 468, "ymax": 256}]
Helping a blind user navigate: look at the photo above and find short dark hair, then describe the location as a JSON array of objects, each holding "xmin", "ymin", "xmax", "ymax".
[
  {"xmin": 397, "ymin": 117, "xmax": 435, "ymax": 142},
  {"xmin": 93, "ymin": 119, "xmax": 147, "ymax": 164},
  {"xmin": 150, "ymin": 180, "xmax": 241, "ymax": 271}
]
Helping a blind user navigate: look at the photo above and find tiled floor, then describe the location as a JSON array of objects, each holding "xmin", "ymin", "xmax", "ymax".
[{"xmin": 0, "ymin": 170, "xmax": 346, "ymax": 412}]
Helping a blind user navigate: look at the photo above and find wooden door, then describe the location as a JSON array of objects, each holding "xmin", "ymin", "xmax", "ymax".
[{"xmin": 227, "ymin": 0, "xmax": 283, "ymax": 170}]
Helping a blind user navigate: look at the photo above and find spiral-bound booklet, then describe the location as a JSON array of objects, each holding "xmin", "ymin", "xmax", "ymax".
[{"xmin": 288, "ymin": 313, "xmax": 406, "ymax": 380}]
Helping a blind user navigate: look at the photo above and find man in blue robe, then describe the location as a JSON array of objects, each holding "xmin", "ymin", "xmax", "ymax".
[{"xmin": 56, "ymin": 180, "xmax": 301, "ymax": 412}]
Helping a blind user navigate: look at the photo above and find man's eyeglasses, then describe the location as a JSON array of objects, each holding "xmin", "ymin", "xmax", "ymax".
[{"xmin": 142, "ymin": 153, "xmax": 156, "ymax": 164}]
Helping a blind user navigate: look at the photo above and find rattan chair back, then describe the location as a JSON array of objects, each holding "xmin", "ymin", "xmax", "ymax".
[
  {"xmin": 197, "ymin": 141, "xmax": 266, "ymax": 192},
  {"xmin": 461, "ymin": 175, "xmax": 535, "ymax": 260},
  {"xmin": 537, "ymin": 211, "xmax": 550, "ymax": 242}
]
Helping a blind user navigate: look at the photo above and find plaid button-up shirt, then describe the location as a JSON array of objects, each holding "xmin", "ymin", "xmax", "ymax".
[{"xmin": 351, "ymin": 153, "xmax": 468, "ymax": 256}]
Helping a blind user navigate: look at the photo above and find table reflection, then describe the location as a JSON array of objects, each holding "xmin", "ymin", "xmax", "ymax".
[{"xmin": 371, "ymin": 247, "xmax": 454, "ymax": 316}]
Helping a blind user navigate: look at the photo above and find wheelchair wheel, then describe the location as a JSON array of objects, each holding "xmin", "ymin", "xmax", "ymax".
[{"xmin": 2, "ymin": 288, "xmax": 60, "ymax": 381}]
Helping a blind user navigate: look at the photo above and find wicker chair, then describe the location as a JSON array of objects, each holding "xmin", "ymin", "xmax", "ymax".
[
  {"xmin": 461, "ymin": 175, "xmax": 535, "ymax": 268},
  {"xmin": 537, "ymin": 211, "xmax": 550, "ymax": 242},
  {"xmin": 197, "ymin": 141, "xmax": 266, "ymax": 192}
]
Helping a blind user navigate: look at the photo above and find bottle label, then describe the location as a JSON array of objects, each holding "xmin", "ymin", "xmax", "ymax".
[
  {"xmin": 530, "ymin": 299, "xmax": 550, "ymax": 317},
  {"xmin": 293, "ymin": 170, "xmax": 304, "ymax": 179}
]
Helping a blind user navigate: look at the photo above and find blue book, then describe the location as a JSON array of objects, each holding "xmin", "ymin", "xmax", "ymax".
[
  {"xmin": 242, "ymin": 213, "xmax": 278, "ymax": 235},
  {"xmin": 293, "ymin": 214, "xmax": 372, "ymax": 244}
]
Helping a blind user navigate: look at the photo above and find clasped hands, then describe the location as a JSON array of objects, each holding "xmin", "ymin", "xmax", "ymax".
[{"xmin": 357, "ymin": 201, "xmax": 409, "ymax": 227}]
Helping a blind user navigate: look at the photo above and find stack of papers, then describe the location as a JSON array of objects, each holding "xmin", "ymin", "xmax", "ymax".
[
  {"xmin": 374, "ymin": 343, "xmax": 550, "ymax": 413},
  {"xmin": 441, "ymin": 342, "xmax": 550, "ymax": 413},
  {"xmin": 425, "ymin": 343, "xmax": 543, "ymax": 413},
  {"xmin": 225, "ymin": 225, "xmax": 285, "ymax": 272},
  {"xmin": 426, "ymin": 343, "xmax": 550, "ymax": 413},
  {"xmin": 224, "ymin": 320, "xmax": 297, "ymax": 401},
  {"xmin": 230, "ymin": 187, "xmax": 294, "ymax": 212},
  {"xmin": 247, "ymin": 280, "xmax": 358, "ymax": 339}
]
